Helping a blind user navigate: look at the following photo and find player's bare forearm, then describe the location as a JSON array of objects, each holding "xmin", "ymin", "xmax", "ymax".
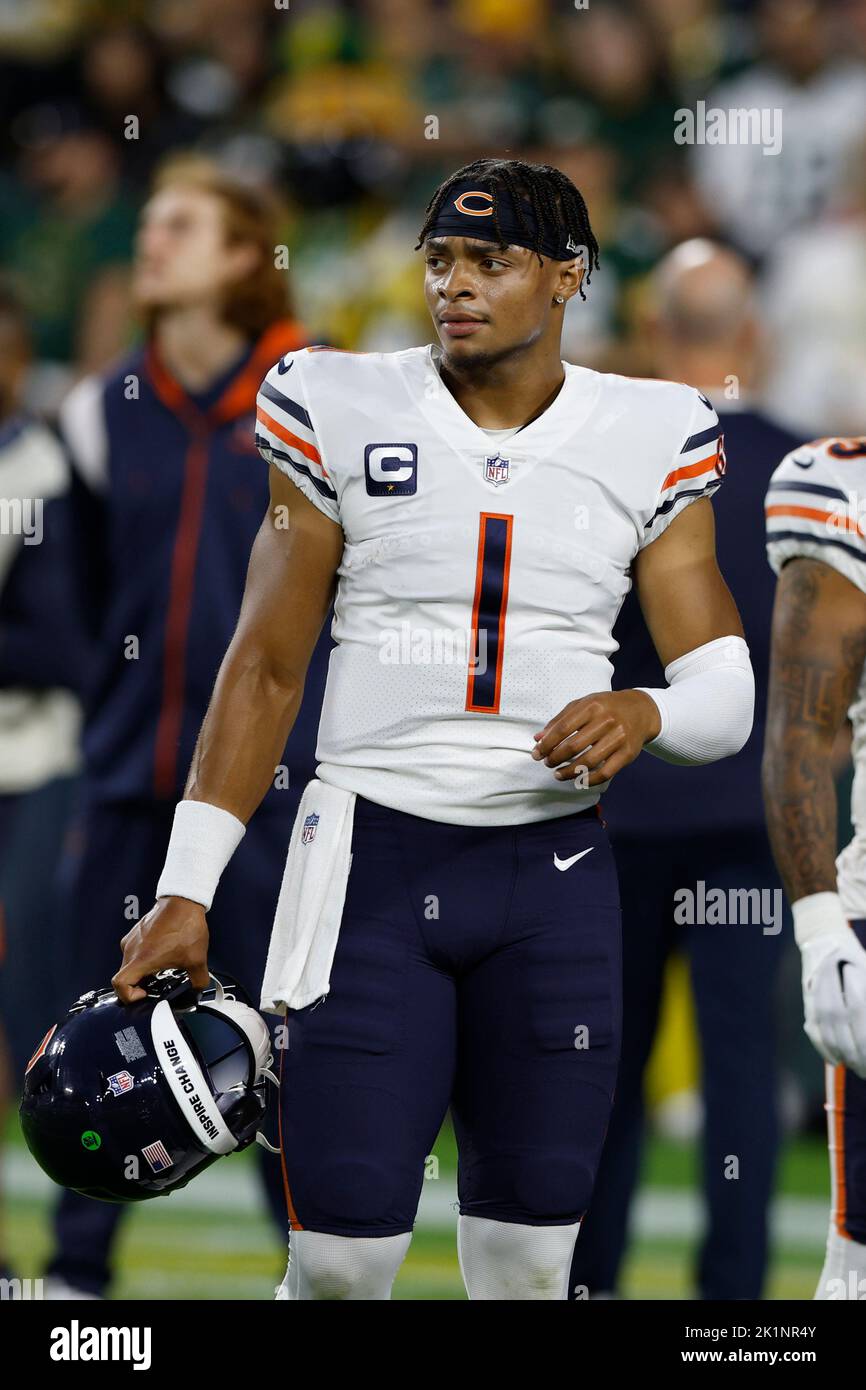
[
  {"xmin": 184, "ymin": 464, "xmax": 343, "ymax": 824},
  {"xmin": 762, "ymin": 558, "xmax": 866, "ymax": 904},
  {"xmin": 632, "ymin": 497, "xmax": 744, "ymax": 666}
]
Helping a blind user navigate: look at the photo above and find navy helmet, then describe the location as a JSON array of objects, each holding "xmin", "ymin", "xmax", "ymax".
[{"xmin": 20, "ymin": 971, "xmax": 278, "ymax": 1202}]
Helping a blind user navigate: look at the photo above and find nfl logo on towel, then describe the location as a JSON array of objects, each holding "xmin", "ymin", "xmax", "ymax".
[
  {"xmin": 302, "ymin": 812, "xmax": 320, "ymax": 844},
  {"xmin": 484, "ymin": 453, "xmax": 509, "ymax": 486}
]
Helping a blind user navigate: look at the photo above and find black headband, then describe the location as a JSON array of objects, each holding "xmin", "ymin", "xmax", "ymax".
[{"xmin": 425, "ymin": 180, "xmax": 583, "ymax": 262}]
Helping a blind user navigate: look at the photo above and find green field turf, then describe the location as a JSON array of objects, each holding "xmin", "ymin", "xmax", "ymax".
[{"xmin": 3, "ymin": 1115, "xmax": 831, "ymax": 1300}]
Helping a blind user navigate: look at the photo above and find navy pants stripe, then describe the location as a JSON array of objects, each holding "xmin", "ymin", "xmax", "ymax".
[{"xmin": 279, "ymin": 796, "xmax": 622, "ymax": 1236}]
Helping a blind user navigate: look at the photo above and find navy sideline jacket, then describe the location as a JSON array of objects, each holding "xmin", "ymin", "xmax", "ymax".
[{"xmin": 61, "ymin": 320, "xmax": 332, "ymax": 807}]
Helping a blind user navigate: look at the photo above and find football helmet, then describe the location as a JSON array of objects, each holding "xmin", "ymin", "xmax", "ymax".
[{"xmin": 20, "ymin": 971, "xmax": 278, "ymax": 1202}]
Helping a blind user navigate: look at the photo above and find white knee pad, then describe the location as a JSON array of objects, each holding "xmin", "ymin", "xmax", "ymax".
[
  {"xmin": 457, "ymin": 1214, "xmax": 580, "ymax": 1300},
  {"xmin": 275, "ymin": 1230, "xmax": 412, "ymax": 1301},
  {"xmin": 815, "ymin": 1227, "xmax": 866, "ymax": 1300}
]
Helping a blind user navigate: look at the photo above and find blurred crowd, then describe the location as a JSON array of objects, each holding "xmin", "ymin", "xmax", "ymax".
[{"xmin": 1, "ymin": 0, "xmax": 866, "ymax": 430}]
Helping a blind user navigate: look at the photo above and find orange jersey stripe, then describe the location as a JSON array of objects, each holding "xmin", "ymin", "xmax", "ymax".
[
  {"xmin": 764, "ymin": 503, "xmax": 863, "ymax": 536},
  {"xmin": 661, "ymin": 450, "xmax": 718, "ymax": 492},
  {"xmin": 256, "ymin": 405, "xmax": 328, "ymax": 475}
]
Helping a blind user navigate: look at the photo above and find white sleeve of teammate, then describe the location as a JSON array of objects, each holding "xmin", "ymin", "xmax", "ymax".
[
  {"xmin": 255, "ymin": 350, "xmax": 341, "ymax": 525},
  {"xmin": 765, "ymin": 439, "xmax": 866, "ymax": 594},
  {"xmin": 765, "ymin": 439, "xmax": 866, "ymax": 1077},
  {"xmin": 639, "ymin": 387, "xmax": 725, "ymax": 550}
]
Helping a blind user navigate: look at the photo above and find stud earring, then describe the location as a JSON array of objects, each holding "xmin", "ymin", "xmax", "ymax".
[{"xmin": 554, "ymin": 294, "xmax": 564, "ymax": 304}]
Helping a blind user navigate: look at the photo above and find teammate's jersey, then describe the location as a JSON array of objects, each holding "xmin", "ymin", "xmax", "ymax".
[
  {"xmin": 256, "ymin": 344, "xmax": 724, "ymax": 825},
  {"xmin": 765, "ymin": 436, "xmax": 866, "ymax": 914}
]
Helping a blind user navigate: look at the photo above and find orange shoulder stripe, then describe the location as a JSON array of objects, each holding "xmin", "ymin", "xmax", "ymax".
[
  {"xmin": 765, "ymin": 503, "xmax": 863, "ymax": 536},
  {"xmin": 256, "ymin": 405, "xmax": 328, "ymax": 477},
  {"xmin": 660, "ymin": 451, "xmax": 718, "ymax": 492}
]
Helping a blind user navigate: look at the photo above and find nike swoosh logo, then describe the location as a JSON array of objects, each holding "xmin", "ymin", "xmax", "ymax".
[
  {"xmin": 276, "ymin": 357, "xmax": 294, "ymax": 375},
  {"xmin": 792, "ymin": 455, "xmax": 814, "ymax": 469},
  {"xmin": 553, "ymin": 848, "xmax": 595, "ymax": 872}
]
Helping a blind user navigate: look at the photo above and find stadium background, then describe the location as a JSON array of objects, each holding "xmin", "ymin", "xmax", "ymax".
[{"xmin": 2, "ymin": 0, "xmax": 865, "ymax": 1298}]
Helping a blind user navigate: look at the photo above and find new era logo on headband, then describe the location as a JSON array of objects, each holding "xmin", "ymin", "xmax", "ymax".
[{"xmin": 453, "ymin": 190, "xmax": 493, "ymax": 216}]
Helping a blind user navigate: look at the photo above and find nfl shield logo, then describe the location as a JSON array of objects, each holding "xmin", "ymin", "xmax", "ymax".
[
  {"xmin": 302, "ymin": 813, "xmax": 320, "ymax": 844},
  {"xmin": 107, "ymin": 1070, "xmax": 134, "ymax": 1096},
  {"xmin": 484, "ymin": 453, "xmax": 510, "ymax": 486}
]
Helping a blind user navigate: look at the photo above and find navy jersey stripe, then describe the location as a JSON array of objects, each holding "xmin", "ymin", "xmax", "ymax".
[
  {"xmin": 255, "ymin": 434, "xmax": 338, "ymax": 501},
  {"xmin": 766, "ymin": 479, "xmax": 849, "ymax": 502},
  {"xmin": 766, "ymin": 529, "xmax": 866, "ymax": 564},
  {"xmin": 258, "ymin": 380, "xmax": 314, "ymax": 432},
  {"xmin": 645, "ymin": 478, "xmax": 721, "ymax": 530},
  {"xmin": 681, "ymin": 423, "xmax": 721, "ymax": 454}
]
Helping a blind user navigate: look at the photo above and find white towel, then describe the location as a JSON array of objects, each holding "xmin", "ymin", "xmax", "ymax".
[{"xmin": 260, "ymin": 778, "xmax": 356, "ymax": 1013}]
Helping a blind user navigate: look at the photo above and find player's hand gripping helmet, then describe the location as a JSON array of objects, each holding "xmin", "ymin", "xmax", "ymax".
[{"xmin": 19, "ymin": 971, "xmax": 279, "ymax": 1202}]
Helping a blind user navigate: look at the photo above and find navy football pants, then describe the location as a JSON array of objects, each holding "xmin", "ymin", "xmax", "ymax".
[
  {"xmin": 46, "ymin": 789, "xmax": 298, "ymax": 1296},
  {"xmin": 278, "ymin": 796, "xmax": 622, "ymax": 1236}
]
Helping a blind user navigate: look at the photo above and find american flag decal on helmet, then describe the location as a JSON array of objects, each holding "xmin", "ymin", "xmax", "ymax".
[{"xmin": 142, "ymin": 1139, "xmax": 173, "ymax": 1173}]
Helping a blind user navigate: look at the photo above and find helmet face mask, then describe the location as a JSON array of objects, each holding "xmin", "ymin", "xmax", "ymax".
[{"xmin": 20, "ymin": 974, "xmax": 274, "ymax": 1203}]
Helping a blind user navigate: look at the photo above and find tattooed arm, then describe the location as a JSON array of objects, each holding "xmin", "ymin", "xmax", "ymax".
[
  {"xmin": 762, "ymin": 557, "xmax": 866, "ymax": 902},
  {"xmin": 763, "ymin": 555, "xmax": 866, "ymax": 1076}
]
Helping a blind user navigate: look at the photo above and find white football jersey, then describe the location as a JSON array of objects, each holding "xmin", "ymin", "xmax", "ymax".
[
  {"xmin": 765, "ymin": 437, "xmax": 866, "ymax": 915},
  {"xmin": 256, "ymin": 345, "xmax": 724, "ymax": 825}
]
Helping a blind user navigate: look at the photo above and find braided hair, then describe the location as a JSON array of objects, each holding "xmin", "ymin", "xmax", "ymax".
[{"xmin": 415, "ymin": 157, "xmax": 600, "ymax": 299}]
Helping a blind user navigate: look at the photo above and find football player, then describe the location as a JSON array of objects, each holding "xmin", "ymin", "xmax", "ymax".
[
  {"xmin": 114, "ymin": 157, "xmax": 754, "ymax": 1300},
  {"xmin": 763, "ymin": 435, "xmax": 866, "ymax": 1300}
]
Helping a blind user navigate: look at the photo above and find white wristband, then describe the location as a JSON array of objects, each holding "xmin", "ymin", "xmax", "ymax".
[
  {"xmin": 792, "ymin": 891, "xmax": 850, "ymax": 949},
  {"xmin": 155, "ymin": 800, "xmax": 246, "ymax": 912}
]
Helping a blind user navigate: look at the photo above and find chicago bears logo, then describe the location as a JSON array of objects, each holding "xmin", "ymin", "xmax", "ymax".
[
  {"xmin": 453, "ymin": 190, "xmax": 494, "ymax": 217},
  {"xmin": 26, "ymin": 1023, "xmax": 57, "ymax": 1074},
  {"xmin": 365, "ymin": 443, "xmax": 418, "ymax": 496}
]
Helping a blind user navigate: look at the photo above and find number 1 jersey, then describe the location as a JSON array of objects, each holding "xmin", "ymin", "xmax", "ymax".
[{"xmin": 255, "ymin": 344, "xmax": 724, "ymax": 826}]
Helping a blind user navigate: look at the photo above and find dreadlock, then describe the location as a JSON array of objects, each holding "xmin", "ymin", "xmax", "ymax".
[{"xmin": 415, "ymin": 157, "xmax": 600, "ymax": 300}]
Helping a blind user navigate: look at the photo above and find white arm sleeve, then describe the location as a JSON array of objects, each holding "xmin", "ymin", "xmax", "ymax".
[{"xmin": 635, "ymin": 634, "xmax": 754, "ymax": 766}]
